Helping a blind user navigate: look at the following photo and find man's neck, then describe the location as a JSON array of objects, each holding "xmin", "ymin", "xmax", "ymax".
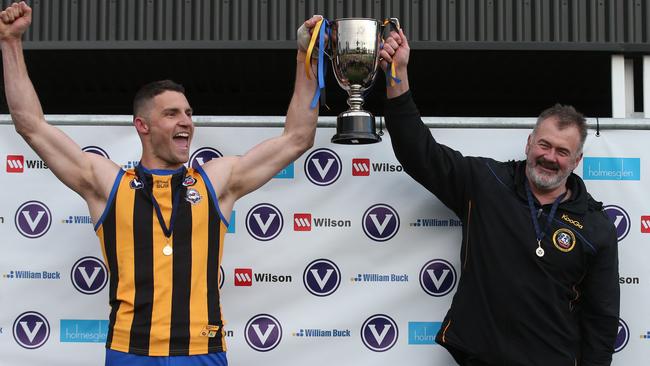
[{"xmin": 138, "ymin": 157, "xmax": 184, "ymax": 171}]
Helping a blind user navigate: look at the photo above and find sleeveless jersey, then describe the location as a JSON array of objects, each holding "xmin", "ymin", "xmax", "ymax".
[{"xmin": 95, "ymin": 165, "xmax": 228, "ymax": 356}]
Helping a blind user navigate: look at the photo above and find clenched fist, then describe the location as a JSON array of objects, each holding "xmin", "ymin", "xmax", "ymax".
[{"xmin": 0, "ymin": 2, "xmax": 32, "ymax": 42}]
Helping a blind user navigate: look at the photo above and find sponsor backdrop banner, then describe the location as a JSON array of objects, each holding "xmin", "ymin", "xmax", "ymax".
[{"xmin": 0, "ymin": 124, "xmax": 647, "ymax": 365}]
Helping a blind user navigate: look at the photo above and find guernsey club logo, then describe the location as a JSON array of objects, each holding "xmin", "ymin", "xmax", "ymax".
[
  {"xmin": 303, "ymin": 259, "xmax": 341, "ymax": 297},
  {"xmin": 603, "ymin": 205, "xmax": 630, "ymax": 242},
  {"xmin": 362, "ymin": 204, "xmax": 400, "ymax": 242},
  {"xmin": 71, "ymin": 256, "xmax": 108, "ymax": 295},
  {"xmin": 13, "ymin": 311, "xmax": 50, "ymax": 349},
  {"xmin": 189, "ymin": 147, "xmax": 223, "ymax": 169},
  {"xmin": 361, "ymin": 314, "xmax": 398, "ymax": 352},
  {"xmin": 419, "ymin": 259, "xmax": 457, "ymax": 297},
  {"xmin": 82, "ymin": 146, "xmax": 110, "ymax": 159},
  {"xmin": 304, "ymin": 148, "xmax": 342, "ymax": 186},
  {"xmin": 246, "ymin": 203, "xmax": 283, "ymax": 241},
  {"xmin": 614, "ymin": 318, "xmax": 630, "ymax": 352},
  {"xmin": 245, "ymin": 314, "xmax": 282, "ymax": 352},
  {"xmin": 15, "ymin": 201, "xmax": 52, "ymax": 238}
]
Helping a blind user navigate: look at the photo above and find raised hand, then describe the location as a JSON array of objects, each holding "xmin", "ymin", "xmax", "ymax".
[
  {"xmin": 379, "ymin": 28, "xmax": 410, "ymax": 74},
  {"xmin": 0, "ymin": 2, "xmax": 32, "ymax": 42},
  {"xmin": 380, "ymin": 28, "xmax": 410, "ymax": 97},
  {"xmin": 297, "ymin": 14, "xmax": 325, "ymax": 59}
]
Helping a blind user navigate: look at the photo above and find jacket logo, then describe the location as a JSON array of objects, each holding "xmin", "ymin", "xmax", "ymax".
[
  {"xmin": 553, "ymin": 228, "xmax": 576, "ymax": 252},
  {"xmin": 561, "ymin": 214, "xmax": 583, "ymax": 229}
]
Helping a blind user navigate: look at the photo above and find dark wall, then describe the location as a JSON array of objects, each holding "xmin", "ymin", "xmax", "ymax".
[{"xmin": 0, "ymin": 49, "xmax": 630, "ymax": 118}]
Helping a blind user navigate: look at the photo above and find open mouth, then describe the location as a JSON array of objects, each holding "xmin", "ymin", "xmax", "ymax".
[{"xmin": 173, "ymin": 132, "xmax": 190, "ymax": 149}]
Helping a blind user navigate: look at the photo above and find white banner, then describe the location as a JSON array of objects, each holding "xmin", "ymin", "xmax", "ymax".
[{"xmin": 0, "ymin": 123, "xmax": 647, "ymax": 365}]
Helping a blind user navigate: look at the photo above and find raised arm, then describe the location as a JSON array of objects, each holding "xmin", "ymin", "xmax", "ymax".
[
  {"xmin": 380, "ymin": 29, "xmax": 471, "ymax": 216},
  {"xmin": 1, "ymin": 2, "xmax": 118, "ymax": 221},
  {"xmin": 203, "ymin": 16, "xmax": 321, "ymax": 208}
]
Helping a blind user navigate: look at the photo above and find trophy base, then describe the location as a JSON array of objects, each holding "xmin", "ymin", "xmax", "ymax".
[{"xmin": 331, "ymin": 111, "xmax": 382, "ymax": 145}]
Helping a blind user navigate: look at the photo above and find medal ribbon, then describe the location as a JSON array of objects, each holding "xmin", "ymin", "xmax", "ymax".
[
  {"xmin": 136, "ymin": 166, "xmax": 186, "ymax": 240},
  {"xmin": 305, "ymin": 18, "xmax": 329, "ymax": 109},
  {"xmin": 525, "ymin": 179, "xmax": 566, "ymax": 250},
  {"xmin": 382, "ymin": 19, "xmax": 402, "ymax": 87}
]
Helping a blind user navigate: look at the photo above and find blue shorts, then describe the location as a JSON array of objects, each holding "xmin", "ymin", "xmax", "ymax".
[{"xmin": 105, "ymin": 349, "xmax": 228, "ymax": 366}]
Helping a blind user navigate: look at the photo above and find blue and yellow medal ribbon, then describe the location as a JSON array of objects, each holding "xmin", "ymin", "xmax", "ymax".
[
  {"xmin": 382, "ymin": 19, "xmax": 401, "ymax": 87},
  {"xmin": 304, "ymin": 18, "xmax": 323, "ymax": 79},
  {"xmin": 305, "ymin": 18, "xmax": 329, "ymax": 109}
]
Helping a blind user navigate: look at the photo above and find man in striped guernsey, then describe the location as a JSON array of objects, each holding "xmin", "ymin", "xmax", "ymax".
[{"xmin": 1, "ymin": 3, "xmax": 322, "ymax": 364}]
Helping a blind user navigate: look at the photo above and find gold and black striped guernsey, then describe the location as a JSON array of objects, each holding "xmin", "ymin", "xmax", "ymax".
[{"xmin": 95, "ymin": 165, "xmax": 228, "ymax": 356}]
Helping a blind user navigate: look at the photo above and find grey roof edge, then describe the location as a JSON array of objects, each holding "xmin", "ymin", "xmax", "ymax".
[
  {"xmin": 19, "ymin": 0, "xmax": 650, "ymax": 52},
  {"xmin": 21, "ymin": 41, "xmax": 650, "ymax": 53}
]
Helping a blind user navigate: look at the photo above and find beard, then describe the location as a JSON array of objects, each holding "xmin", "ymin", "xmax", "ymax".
[{"xmin": 526, "ymin": 155, "xmax": 573, "ymax": 191}]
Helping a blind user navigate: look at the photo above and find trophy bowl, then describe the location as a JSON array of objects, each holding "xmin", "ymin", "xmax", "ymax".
[{"xmin": 330, "ymin": 18, "xmax": 383, "ymax": 144}]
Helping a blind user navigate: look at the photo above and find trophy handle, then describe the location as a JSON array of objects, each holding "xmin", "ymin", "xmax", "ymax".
[{"xmin": 381, "ymin": 17, "xmax": 401, "ymax": 38}]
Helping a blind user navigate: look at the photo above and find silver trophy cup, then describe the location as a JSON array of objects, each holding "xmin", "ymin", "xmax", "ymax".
[{"xmin": 330, "ymin": 18, "xmax": 399, "ymax": 144}]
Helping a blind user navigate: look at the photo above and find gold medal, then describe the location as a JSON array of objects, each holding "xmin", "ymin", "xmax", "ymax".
[
  {"xmin": 135, "ymin": 166, "xmax": 185, "ymax": 259},
  {"xmin": 163, "ymin": 244, "xmax": 173, "ymax": 256}
]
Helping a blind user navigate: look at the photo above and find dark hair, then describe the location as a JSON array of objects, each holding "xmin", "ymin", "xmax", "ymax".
[
  {"xmin": 133, "ymin": 80, "xmax": 185, "ymax": 117},
  {"xmin": 534, "ymin": 104, "xmax": 588, "ymax": 152}
]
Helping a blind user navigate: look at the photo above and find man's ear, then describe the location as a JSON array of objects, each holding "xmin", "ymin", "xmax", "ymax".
[
  {"xmin": 134, "ymin": 116, "xmax": 149, "ymax": 134},
  {"xmin": 525, "ymin": 134, "xmax": 532, "ymax": 155},
  {"xmin": 575, "ymin": 152, "xmax": 583, "ymax": 167}
]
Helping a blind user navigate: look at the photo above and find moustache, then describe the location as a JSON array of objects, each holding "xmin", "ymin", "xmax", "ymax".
[{"xmin": 535, "ymin": 158, "xmax": 560, "ymax": 171}]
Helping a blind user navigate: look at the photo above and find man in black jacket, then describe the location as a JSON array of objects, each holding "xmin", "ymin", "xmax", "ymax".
[{"xmin": 379, "ymin": 30, "xmax": 619, "ymax": 366}]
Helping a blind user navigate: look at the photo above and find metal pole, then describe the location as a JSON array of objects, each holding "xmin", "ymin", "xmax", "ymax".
[
  {"xmin": 643, "ymin": 55, "xmax": 650, "ymax": 118},
  {"xmin": 611, "ymin": 55, "xmax": 626, "ymax": 118},
  {"xmin": 1, "ymin": 115, "xmax": 647, "ymax": 129}
]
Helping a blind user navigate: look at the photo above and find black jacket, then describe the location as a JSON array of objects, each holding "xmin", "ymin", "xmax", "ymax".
[{"xmin": 385, "ymin": 92, "xmax": 620, "ymax": 366}]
